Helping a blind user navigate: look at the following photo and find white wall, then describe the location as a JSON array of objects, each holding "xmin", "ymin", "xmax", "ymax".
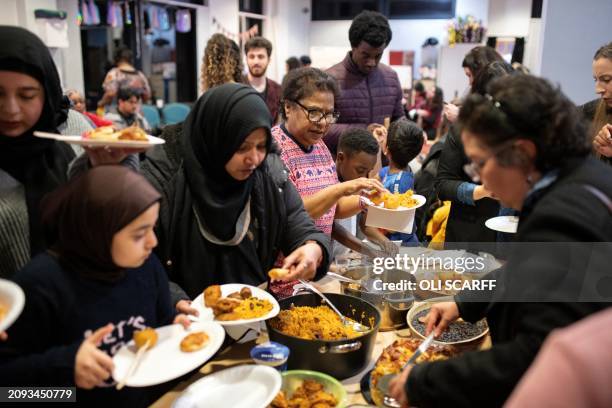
[
  {"xmin": 266, "ymin": 0, "xmax": 310, "ymax": 82},
  {"xmin": 0, "ymin": 0, "xmax": 85, "ymax": 95},
  {"xmin": 538, "ymin": 0, "xmax": 612, "ymax": 104},
  {"xmin": 0, "ymin": 0, "xmax": 19, "ymax": 25},
  {"xmin": 208, "ymin": 0, "xmax": 238, "ymax": 38},
  {"xmin": 523, "ymin": 17, "xmax": 543, "ymax": 74},
  {"xmin": 438, "ymin": 43, "xmax": 476, "ymax": 101},
  {"xmin": 196, "ymin": 6, "xmax": 210, "ymax": 96},
  {"xmin": 309, "ymin": 0, "xmax": 489, "ymax": 76},
  {"xmin": 487, "ymin": 0, "xmax": 531, "ymax": 37},
  {"xmin": 57, "ymin": 0, "xmax": 85, "ymax": 94}
]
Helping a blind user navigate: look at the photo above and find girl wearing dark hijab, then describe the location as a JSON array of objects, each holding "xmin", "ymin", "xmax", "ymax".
[
  {"xmin": 0, "ymin": 166, "xmax": 180, "ymax": 406},
  {"xmin": 0, "ymin": 26, "xmax": 76, "ymax": 277},
  {"xmin": 0, "ymin": 26, "xmax": 123, "ymax": 278},
  {"xmin": 142, "ymin": 83, "xmax": 330, "ymax": 304}
]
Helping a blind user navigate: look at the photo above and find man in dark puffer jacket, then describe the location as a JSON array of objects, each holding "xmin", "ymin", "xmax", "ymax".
[{"xmin": 324, "ymin": 11, "xmax": 405, "ymax": 157}]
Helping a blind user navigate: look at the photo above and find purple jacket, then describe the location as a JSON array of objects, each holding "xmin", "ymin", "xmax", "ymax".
[{"xmin": 324, "ymin": 52, "xmax": 405, "ymax": 156}]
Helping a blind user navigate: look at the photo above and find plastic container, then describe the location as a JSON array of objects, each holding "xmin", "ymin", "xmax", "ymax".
[
  {"xmin": 250, "ymin": 341, "xmax": 290, "ymax": 372},
  {"xmin": 281, "ymin": 370, "xmax": 347, "ymax": 408}
]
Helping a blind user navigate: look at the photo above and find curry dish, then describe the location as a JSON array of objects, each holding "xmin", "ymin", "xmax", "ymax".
[
  {"xmin": 203, "ymin": 285, "xmax": 273, "ymax": 321},
  {"xmin": 269, "ymin": 379, "xmax": 338, "ymax": 408},
  {"xmin": 269, "ymin": 305, "xmax": 365, "ymax": 341},
  {"xmin": 370, "ymin": 339, "xmax": 457, "ymax": 406}
]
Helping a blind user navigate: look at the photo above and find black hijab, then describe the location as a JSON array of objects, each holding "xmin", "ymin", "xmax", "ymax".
[
  {"xmin": 181, "ymin": 83, "xmax": 272, "ymax": 241},
  {"xmin": 41, "ymin": 166, "xmax": 161, "ymax": 283},
  {"xmin": 0, "ymin": 26, "xmax": 75, "ymax": 256}
]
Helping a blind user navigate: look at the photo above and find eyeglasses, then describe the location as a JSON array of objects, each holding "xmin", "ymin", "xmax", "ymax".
[
  {"xmin": 292, "ymin": 100, "xmax": 340, "ymax": 124},
  {"xmin": 463, "ymin": 139, "xmax": 517, "ymax": 183}
]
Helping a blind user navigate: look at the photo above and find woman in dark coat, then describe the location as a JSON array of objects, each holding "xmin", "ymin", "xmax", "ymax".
[
  {"xmin": 434, "ymin": 61, "xmax": 514, "ymax": 245},
  {"xmin": 581, "ymin": 42, "xmax": 612, "ymax": 165},
  {"xmin": 389, "ymin": 75, "xmax": 612, "ymax": 407},
  {"xmin": 141, "ymin": 83, "xmax": 330, "ymax": 302}
]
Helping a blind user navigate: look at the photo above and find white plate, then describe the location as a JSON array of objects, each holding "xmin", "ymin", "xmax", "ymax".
[
  {"xmin": 485, "ymin": 215, "xmax": 519, "ymax": 234},
  {"xmin": 0, "ymin": 279, "xmax": 25, "ymax": 333},
  {"xmin": 112, "ymin": 321, "xmax": 225, "ymax": 387},
  {"xmin": 33, "ymin": 131, "xmax": 165, "ymax": 149},
  {"xmin": 172, "ymin": 365, "xmax": 281, "ymax": 408},
  {"xmin": 192, "ymin": 284, "xmax": 280, "ymax": 327}
]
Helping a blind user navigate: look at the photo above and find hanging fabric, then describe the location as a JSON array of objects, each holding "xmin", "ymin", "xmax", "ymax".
[
  {"xmin": 106, "ymin": 1, "xmax": 117, "ymax": 27},
  {"xmin": 150, "ymin": 5, "xmax": 160, "ymax": 30},
  {"xmin": 176, "ymin": 9, "xmax": 191, "ymax": 33},
  {"xmin": 76, "ymin": 0, "xmax": 83, "ymax": 25},
  {"xmin": 88, "ymin": 0, "xmax": 100, "ymax": 25},
  {"xmin": 124, "ymin": 1, "xmax": 132, "ymax": 25},
  {"xmin": 114, "ymin": 2, "xmax": 124, "ymax": 28},
  {"xmin": 143, "ymin": 4, "xmax": 151, "ymax": 31},
  {"xmin": 158, "ymin": 7, "xmax": 170, "ymax": 31},
  {"xmin": 80, "ymin": 0, "xmax": 91, "ymax": 25}
]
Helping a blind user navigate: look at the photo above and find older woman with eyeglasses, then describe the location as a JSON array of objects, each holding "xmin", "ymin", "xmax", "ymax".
[
  {"xmin": 271, "ymin": 68, "xmax": 385, "ymax": 295},
  {"xmin": 273, "ymin": 68, "xmax": 385, "ymax": 236},
  {"xmin": 388, "ymin": 74, "xmax": 612, "ymax": 408}
]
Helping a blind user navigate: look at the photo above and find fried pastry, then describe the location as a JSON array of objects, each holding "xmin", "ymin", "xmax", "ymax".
[
  {"xmin": 180, "ymin": 331, "xmax": 209, "ymax": 352},
  {"xmin": 268, "ymin": 268, "xmax": 290, "ymax": 280},
  {"xmin": 204, "ymin": 285, "xmax": 222, "ymax": 307},
  {"xmin": 133, "ymin": 327, "xmax": 158, "ymax": 350}
]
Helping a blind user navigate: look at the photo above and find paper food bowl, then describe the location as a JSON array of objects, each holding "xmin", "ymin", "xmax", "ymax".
[{"xmin": 365, "ymin": 194, "xmax": 426, "ymax": 233}]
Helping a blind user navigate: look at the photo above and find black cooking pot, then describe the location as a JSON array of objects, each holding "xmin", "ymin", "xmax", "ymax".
[{"xmin": 266, "ymin": 293, "xmax": 381, "ymax": 380}]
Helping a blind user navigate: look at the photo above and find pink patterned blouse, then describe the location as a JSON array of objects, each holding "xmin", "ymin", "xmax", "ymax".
[{"xmin": 272, "ymin": 124, "xmax": 338, "ymax": 235}]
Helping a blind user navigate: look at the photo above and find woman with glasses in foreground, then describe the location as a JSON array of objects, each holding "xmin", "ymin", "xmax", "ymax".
[{"xmin": 387, "ymin": 74, "xmax": 612, "ymax": 407}]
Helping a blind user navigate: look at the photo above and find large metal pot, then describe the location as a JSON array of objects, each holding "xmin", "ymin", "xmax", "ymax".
[
  {"xmin": 335, "ymin": 266, "xmax": 415, "ymax": 331},
  {"xmin": 266, "ymin": 293, "xmax": 380, "ymax": 380}
]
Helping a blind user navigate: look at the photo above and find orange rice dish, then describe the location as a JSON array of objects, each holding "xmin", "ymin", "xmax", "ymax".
[
  {"xmin": 203, "ymin": 285, "xmax": 273, "ymax": 321},
  {"xmin": 233, "ymin": 297, "xmax": 273, "ymax": 319},
  {"xmin": 270, "ymin": 305, "xmax": 364, "ymax": 341}
]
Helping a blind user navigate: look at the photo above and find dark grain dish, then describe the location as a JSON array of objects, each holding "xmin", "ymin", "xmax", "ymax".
[{"xmin": 411, "ymin": 309, "xmax": 487, "ymax": 343}]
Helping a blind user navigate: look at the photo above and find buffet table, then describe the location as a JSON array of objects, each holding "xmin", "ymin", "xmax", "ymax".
[{"xmin": 151, "ymin": 277, "xmax": 491, "ymax": 407}]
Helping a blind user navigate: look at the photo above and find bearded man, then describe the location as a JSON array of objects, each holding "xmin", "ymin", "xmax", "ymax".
[{"xmin": 244, "ymin": 36, "xmax": 281, "ymax": 124}]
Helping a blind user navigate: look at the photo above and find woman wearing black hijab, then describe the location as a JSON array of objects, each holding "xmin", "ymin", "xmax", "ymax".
[
  {"xmin": 142, "ymin": 83, "xmax": 330, "ymax": 302},
  {"xmin": 0, "ymin": 26, "xmax": 135, "ymax": 278},
  {"xmin": 0, "ymin": 166, "xmax": 179, "ymax": 406},
  {"xmin": 0, "ymin": 26, "xmax": 77, "ymax": 277}
]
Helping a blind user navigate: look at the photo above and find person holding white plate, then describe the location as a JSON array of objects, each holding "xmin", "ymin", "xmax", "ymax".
[
  {"xmin": 0, "ymin": 166, "xmax": 188, "ymax": 406},
  {"xmin": 388, "ymin": 75, "xmax": 612, "ymax": 408},
  {"xmin": 0, "ymin": 26, "xmax": 136, "ymax": 279},
  {"xmin": 141, "ymin": 83, "xmax": 331, "ymax": 307}
]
